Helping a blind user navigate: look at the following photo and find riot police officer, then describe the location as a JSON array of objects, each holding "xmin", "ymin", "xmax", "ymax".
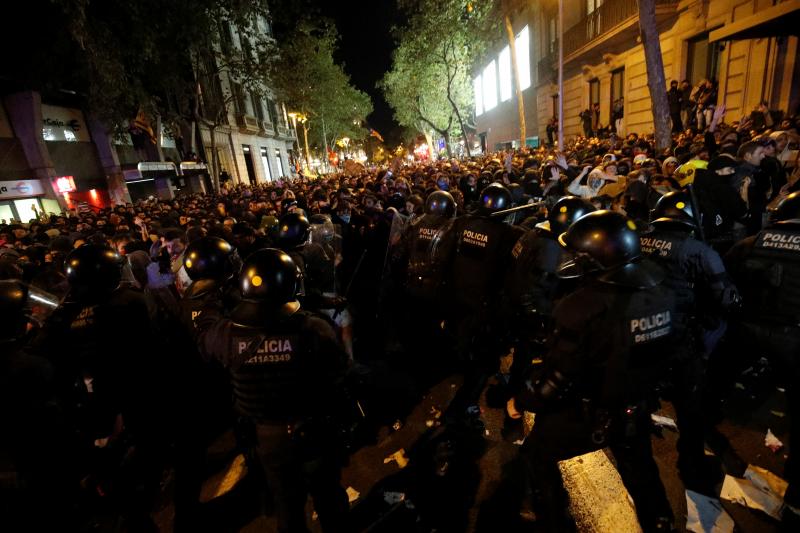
[
  {"xmin": 445, "ymin": 183, "xmax": 522, "ymax": 420},
  {"xmin": 640, "ymin": 191, "xmax": 739, "ymax": 490},
  {"xmin": 195, "ymin": 249, "xmax": 350, "ymax": 532},
  {"xmin": 499, "ymin": 197, "xmax": 596, "ymax": 425},
  {"xmin": 724, "ymin": 191, "xmax": 800, "ymax": 518},
  {"xmin": 34, "ymin": 244, "xmax": 164, "ymax": 531},
  {"xmin": 509, "ymin": 211, "xmax": 678, "ymax": 531},
  {"xmin": 181, "ymin": 235, "xmax": 240, "ymax": 330},
  {"xmin": 278, "ymin": 212, "xmax": 343, "ymax": 315},
  {"xmin": 177, "ymin": 235, "xmax": 240, "ymax": 529},
  {"xmin": 0, "ymin": 280, "xmax": 66, "ymax": 531},
  {"xmin": 400, "ymin": 190, "xmax": 458, "ymax": 383}
]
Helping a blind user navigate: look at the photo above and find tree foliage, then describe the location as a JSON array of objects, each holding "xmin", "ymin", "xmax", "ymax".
[
  {"xmin": 267, "ymin": 21, "xmax": 373, "ymax": 151},
  {"xmin": 53, "ymin": 0, "xmax": 274, "ymax": 136},
  {"xmin": 382, "ymin": 0, "xmax": 498, "ymax": 153}
]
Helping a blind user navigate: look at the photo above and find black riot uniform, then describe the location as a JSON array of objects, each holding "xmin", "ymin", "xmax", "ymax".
[
  {"xmin": 180, "ymin": 235, "xmax": 240, "ymax": 330},
  {"xmin": 33, "ymin": 244, "xmax": 165, "ymax": 531},
  {"xmin": 445, "ymin": 184, "xmax": 522, "ymax": 419},
  {"xmin": 639, "ymin": 191, "xmax": 739, "ymax": 488},
  {"xmin": 278, "ymin": 212, "xmax": 342, "ymax": 313},
  {"xmin": 512, "ymin": 211, "xmax": 678, "ymax": 531},
  {"xmin": 405, "ymin": 191, "xmax": 458, "ymax": 303},
  {"xmin": 195, "ymin": 249, "xmax": 350, "ymax": 533},
  {"xmin": 501, "ymin": 197, "xmax": 596, "ymax": 406},
  {"xmin": 724, "ymin": 191, "xmax": 800, "ymax": 512},
  {"xmin": 176, "ymin": 236, "xmax": 240, "ymax": 530},
  {"xmin": 400, "ymin": 191, "xmax": 458, "ymax": 382},
  {"xmin": 0, "ymin": 281, "xmax": 68, "ymax": 531}
]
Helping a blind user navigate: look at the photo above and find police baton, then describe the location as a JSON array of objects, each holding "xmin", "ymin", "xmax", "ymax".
[
  {"xmin": 686, "ymin": 184, "xmax": 705, "ymax": 242},
  {"xmin": 489, "ymin": 201, "xmax": 545, "ymax": 218},
  {"xmin": 333, "ymin": 249, "xmax": 367, "ymax": 319}
]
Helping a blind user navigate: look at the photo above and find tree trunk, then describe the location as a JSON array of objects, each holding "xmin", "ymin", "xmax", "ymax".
[
  {"xmin": 448, "ymin": 91, "xmax": 471, "ymax": 158},
  {"xmin": 504, "ymin": 12, "xmax": 526, "ymax": 149},
  {"xmin": 209, "ymin": 125, "xmax": 220, "ymax": 192},
  {"xmin": 639, "ymin": 0, "xmax": 672, "ymax": 151}
]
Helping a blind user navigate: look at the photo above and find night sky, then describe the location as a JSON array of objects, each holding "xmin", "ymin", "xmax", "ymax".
[{"xmin": 311, "ymin": 0, "xmax": 402, "ymax": 144}]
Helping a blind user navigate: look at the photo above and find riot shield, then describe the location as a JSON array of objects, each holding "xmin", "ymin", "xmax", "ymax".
[{"xmin": 308, "ymin": 219, "xmax": 343, "ymax": 297}]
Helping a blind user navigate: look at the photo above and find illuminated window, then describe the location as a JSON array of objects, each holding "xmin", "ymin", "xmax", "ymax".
[
  {"xmin": 63, "ymin": 129, "xmax": 77, "ymax": 142},
  {"xmin": 483, "ymin": 60, "xmax": 497, "ymax": 112},
  {"xmin": 474, "ymin": 76, "xmax": 483, "ymax": 116},
  {"xmin": 42, "ymin": 127, "xmax": 56, "ymax": 141},
  {"xmin": 515, "ymin": 26, "xmax": 531, "ymax": 91},
  {"xmin": 499, "ymin": 46, "xmax": 512, "ymax": 102}
]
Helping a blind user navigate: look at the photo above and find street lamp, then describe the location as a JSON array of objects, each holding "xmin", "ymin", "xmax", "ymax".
[{"xmin": 288, "ymin": 111, "xmax": 311, "ymax": 171}]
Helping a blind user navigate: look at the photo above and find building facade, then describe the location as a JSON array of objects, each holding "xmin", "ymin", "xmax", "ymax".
[
  {"xmin": 0, "ymin": 11, "xmax": 297, "ymax": 221},
  {"xmin": 475, "ymin": 0, "xmax": 800, "ymax": 148}
]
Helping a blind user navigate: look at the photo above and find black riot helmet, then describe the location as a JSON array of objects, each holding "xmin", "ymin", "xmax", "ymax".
[
  {"xmin": 183, "ymin": 236, "xmax": 236, "ymax": 281},
  {"xmin": 650, "ymin": 191, "xmax": 697, "ymax": 230},
  {"xmin": 769, "ymin": 191, "xmax": 800, "ymax": 226},
  {"xmin": 277, "ymin": 212, "xmax": 311, "ymax": 249},
  {"xmin": 425, "ymin": 190, "xmax": 456, "ymax": 218},
  {"xmin": 558, "ymin": 210, "xmax": 664, "ymax": 288},
  {"xmin": 539, "ymin": 196, "xmax": 596, "ymax": 235},
  {"xmin": 0, "ymin": 279, "xmax": 27, "ymax": 341},
  {"xmin": 479, "ymin": 183, "xmax": 512, "ymax": 214},
  {"xmin": 233, "ymin": 248, "xmax": 301, "ymax": 325},
  {"xmin": 65, "ymin": 244, "xmax": 123, "ymax": 301},
  {"xmin": 239, "ymin": 248, "xmax": 299, "ymax": 304}
]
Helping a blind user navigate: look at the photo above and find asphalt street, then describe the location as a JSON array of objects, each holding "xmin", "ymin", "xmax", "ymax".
[{"xmin": 153, "ymin": 360, "xmax": 792, "ymax": 532}]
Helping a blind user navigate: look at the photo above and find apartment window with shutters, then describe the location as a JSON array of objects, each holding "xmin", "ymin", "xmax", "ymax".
[
  {"xmin": 589, "ymin": 79, "xmax": 600, "ymax": 108},
  {"xmin": 687, "ymin": 33, "xmax": 720, "ymax": 85},
  {"xmin": 611, "ymin": 68, "xmax": 624, "ymax": 108}
]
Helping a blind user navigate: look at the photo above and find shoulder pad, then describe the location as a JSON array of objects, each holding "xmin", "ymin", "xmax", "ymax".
[{"xmin": 185, "ymin": 279, "xmax": 221, "ymax": 299}]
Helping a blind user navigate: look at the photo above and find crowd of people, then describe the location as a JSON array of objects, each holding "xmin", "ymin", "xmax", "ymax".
[{"xmin": 2, "ymin": 102, "xmax": 800, "ymax": 533}]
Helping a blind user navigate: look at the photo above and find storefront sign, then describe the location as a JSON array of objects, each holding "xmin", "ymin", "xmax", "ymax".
[
  {"xmin": 0, "ymin": 179, "xmax": 46, "ymax": 199},
  {"xmin": 41, "ymin": 104, "xmax": 91, "ymax": 142},
  {"xmin": 53, "ymin": 176, "xmax": 76, "ymax": 193}
]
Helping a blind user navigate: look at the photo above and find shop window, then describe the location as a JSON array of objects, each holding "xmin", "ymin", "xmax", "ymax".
[
  {"xmin": 261, "ymin": 147, "xmax": 273, "ymax": 181},
  {"xmin": 474, "ymin": 75, "xmax": 484, "ymax": 116},
  {"xmin": 483, "ymin": 60, "xmax": 498, "ymax": 112},
  {"xmin": 499, "ymin": 46, "xmax": 512, "ymax": 102},
  {"xmin": 275, "ymin": 148, "xmax": 285, "ymax": 177},
  {"xmin": 515, "ymin": 26, "xmax": 531, "ymax": 91}
]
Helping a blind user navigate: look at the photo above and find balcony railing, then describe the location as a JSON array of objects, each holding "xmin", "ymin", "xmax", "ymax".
[{"xmin": 563, "ymin": 0, "xmax": 679, "ymax": 58}]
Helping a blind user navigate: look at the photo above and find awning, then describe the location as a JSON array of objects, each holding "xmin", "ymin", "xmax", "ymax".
[{"xmin": 710, "ymin": 0, "xmax": 800, "ymax": 42}]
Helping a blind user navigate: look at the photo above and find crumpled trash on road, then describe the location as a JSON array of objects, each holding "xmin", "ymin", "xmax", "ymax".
[
  {"xmin": 765, "ymin": 428, "xmax": 784, "ymax": 452},
  {"xmin": 685, "ymin": 490, "xmax": 734, "ymax": 533},
  {"xmin": 383, "ymin": 491, "xmax": 406, "ymax": 504},
  {"xmin": 651, "ymin": 413, "xmax": 678, "ymax": 432},
  {"xmin": 346, "ymin": 486, "xmax": 360, "ymax": 504},
  {"xmin": 383, "ymin": 448, "xmax": 409, "ymax": 469},
  {"xmin": 720, "ymin": 465, "xmax": 788, "ymax": 520}
]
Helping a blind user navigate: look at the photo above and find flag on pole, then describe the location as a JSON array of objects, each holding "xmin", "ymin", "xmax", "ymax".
[
  {"xmin": 131, "ymin": 108, "xmax": 157, "ymax": 145},
  {"xmin": 369, "ymin": 129, "xmax": 385, "ymax": 143}
]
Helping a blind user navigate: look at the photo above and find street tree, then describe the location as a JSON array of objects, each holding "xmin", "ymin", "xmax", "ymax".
[
  {"xmin": 384, "ymin": 0, "xmax": 497, "ymax": 156},
  {"xmin": 268, "ymin": 21, "xmax": 372, "ymax": 159},
  {"xmin": 639, "ymin": 0, "xmax": 672, "ymax": 151},
  {"xmin": 55, "ymin": 0, "xmax": 276, "ymax": 190}
]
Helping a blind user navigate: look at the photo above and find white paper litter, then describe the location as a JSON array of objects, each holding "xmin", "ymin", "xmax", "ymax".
[
  {"xmin": 383, "ymin": 491, "xmax": 406, "ymax": 504},
  {"xmin": 765, "ymin": 429, "xmax": 784, "ymax": 452},
  {"xmin": 651, "ymin": 413, "xmax": 678, "ymax": 431},
  {"xmin": 720, "ymin": 465, "xmax": 788, "ymax": 520},
  {"xmin": 685, "ymin": 490, "xmax": 734, "ymax": 533}
]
